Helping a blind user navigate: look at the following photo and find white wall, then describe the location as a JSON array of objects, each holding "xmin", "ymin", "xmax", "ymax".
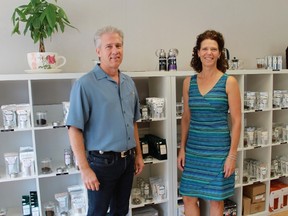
[{"xmin": 1, "ymin": 0, "xmax": 288, "ymax": 74}]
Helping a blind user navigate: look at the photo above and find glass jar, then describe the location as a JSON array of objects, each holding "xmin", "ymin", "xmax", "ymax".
[
  {"xmin": 41, "ymin": 158, "xmax": 52, "ymax": 174},
  {"xmin": 44, "ymin": 202, "xmax": 55, "ymax": 216},
  {"xmin": 36, "ymin": 111, "xmax": 47, "ymax": 126},
  {"xmin": 131, "ymin": 188, "xmax": 142, "ymax": 205}
]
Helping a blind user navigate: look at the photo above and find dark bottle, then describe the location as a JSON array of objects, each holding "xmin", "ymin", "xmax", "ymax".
[
  {"xmin": 155, "ymin": 49, "xmax": 167, "ymax": 71},
  {"xmin": 167, "ymin": 49, "xmax": 179, "ymax": 71}
]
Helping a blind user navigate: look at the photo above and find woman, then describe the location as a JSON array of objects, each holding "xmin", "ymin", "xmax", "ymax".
[{"xmin": 177, "ymin": 30, "xmax": 241, "ymax": 216}]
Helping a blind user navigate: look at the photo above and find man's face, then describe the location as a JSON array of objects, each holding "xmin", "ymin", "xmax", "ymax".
[{"xmin": 96, "ymin": 32, "xmax": 123, "ymax": 71}]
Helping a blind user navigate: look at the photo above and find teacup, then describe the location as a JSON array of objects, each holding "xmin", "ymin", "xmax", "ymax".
[{"xmin": 27, "ymin": 52, "xmax": 66, "ymax": 70}]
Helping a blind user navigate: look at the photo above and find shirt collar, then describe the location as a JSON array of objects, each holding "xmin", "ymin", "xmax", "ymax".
[{"xmin": 92, "ymin": 64, "xmax": 126, "ymax": 83}]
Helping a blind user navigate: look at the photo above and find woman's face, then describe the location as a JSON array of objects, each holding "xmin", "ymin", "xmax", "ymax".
[{"xmin": 197, "ymin": 39, "xmax": 220, "ymax": 68}]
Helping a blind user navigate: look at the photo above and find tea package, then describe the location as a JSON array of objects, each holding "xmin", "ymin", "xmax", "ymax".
[
  {"xmin": 4, "ymin": 152, "xmax": 19, "ymax": 178},
  {"xmin": 68, "ymin": 185, "xmax": 87, "ymax": 215},
  {"xmin": 19, "ymin": 146, "xmax": 35, "ymax": 177}
]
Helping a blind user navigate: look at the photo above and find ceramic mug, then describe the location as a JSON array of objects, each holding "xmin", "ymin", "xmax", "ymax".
[{"xmin": 27, "ymin": 52, "xmax": 66, "ymax": 70}]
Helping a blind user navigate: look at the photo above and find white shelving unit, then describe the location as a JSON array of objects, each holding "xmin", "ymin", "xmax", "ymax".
[{"xmin": 0, "ymin": 70, "xmax": 288, "ymax": 215}]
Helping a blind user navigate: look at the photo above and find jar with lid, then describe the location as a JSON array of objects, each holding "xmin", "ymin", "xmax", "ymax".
[
  {"xmin": 36, "ymin": 111, "xmax": 47, "ymax": 126},
  {"xmin": 131, "ymin": 188, "xmax": 142, "ymax": 205},
  {"xmin": 41, "ymin": 158, "xmax": 52, "ymax": 174},
  {"xmin": 44, "ymin": 202, "xmax": 56, "ymax": 216}
]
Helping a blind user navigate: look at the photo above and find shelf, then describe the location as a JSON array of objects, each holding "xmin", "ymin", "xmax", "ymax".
[{"xmin": 1, "ymin": 70, "xmax": 288, "ymax": 215}]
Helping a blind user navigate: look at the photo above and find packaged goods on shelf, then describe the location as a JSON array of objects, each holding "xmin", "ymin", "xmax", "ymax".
[
  {"xmin": 143, "ymin": 134, "xmax": 167, "ymax": 160},
  {"xmin": 270, "ymin": 180, "xmax": 288, "ymax": 212},
  {"xmin": 4, "ymin": 152, "xmax": 20, "ymax": 178},
  {"xmin": 243, "ymin": 159, "xmax": 268, "ymax": 182},
  {"xmin": 19, "ymin": 146, "xmax": 35, "ymax": 177},
  {"xmin": 67, "ymin": 185, "xmax": 87, "ymax": 215},
  {"xmin": 243, "ymin": 183, "xmax": 266, "ymax": 214},
  {"xmin": 145, "ymin": 97, "xmax": 165, "ymax": 119},
  {"xmin": 243, "ymin": 182, "xmax": 266, "ymax": 204},
  {"xmin": 223, "ymin": 199, "xmax": 237, "ymax": 216},
  {"xmin": 1, "ymin": 104, "xmax": 31, "ymax": 129},
  {"xmin": 149, "ymin": 176, "xmax": 167, "ymax": 202}
]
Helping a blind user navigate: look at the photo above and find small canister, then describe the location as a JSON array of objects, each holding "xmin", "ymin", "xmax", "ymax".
[
  {"xmin": 41, "ymin": 158, "xmax": 52, "ymax": 174},
  {"xmin": 272, "ymin": 56, "xmax": 278, "ymax": 71},
  {"xmin": 64, "ymin": 148, "xmax": 73, "ymax": 168},
  {"xmin": 155, "ymin": 49, "xmax": 167, "ymax": 71},
  {"xmin": 167, "ymin": 48, "xmax": 178, "ymax": 71},
  {"xmin": 36, "ymin": 111, "xmax": 47, "ymax": 126},
  {"xmin": 140, "ymin": 105, "xmax": 149, "ymax": 120},
  {"xmin": 44, "ymin": 202, "xmax": 56, "ymax": 216},
  {"xmin": 277, "ymin": 56, "xmax": 283, "ymax": 70}
]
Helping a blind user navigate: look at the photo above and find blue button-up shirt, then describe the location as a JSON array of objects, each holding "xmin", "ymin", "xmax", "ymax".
[{"xmin": 66, "ymin": 65, "xmax": 141, "ymax": 152}]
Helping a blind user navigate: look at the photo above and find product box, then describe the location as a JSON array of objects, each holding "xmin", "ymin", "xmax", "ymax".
[
  {"xmin": 242, "ymin": 196, "xmax": 251, "ymax": 216},
  {"xmin": 272, "ymin": 181, "xmax": 288, "ymax": 208},
  {"xmin": 250, "ymin": 201, "xmax": 265, "ymax": 214},
  {"xmin": 269, "ymin": 183, "xmax": 282, "ymax": 212},
  {"xmin": 270, "ymin": 180, "xmax": 288, "ymax": 211},
  {"xmin": 251, "ymin": 193, "xmax": 265, "ymax": 203},
  {"xmin": 133, "ymin": 206, "xmax": 158, "ymax": 216},
  {"xmin": 280, "ymin": 183, "xmax": 288, "ymax": 208},
  {"xmin": 243, "ymin": 182, "xmax": 266, "ymax": 203},
  {"xmin": 144, "ymin": 134, "xmax": 167, "ymax": 160}
]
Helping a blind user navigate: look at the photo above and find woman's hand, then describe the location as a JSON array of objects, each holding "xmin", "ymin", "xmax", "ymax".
[
  {"xmin": 177, "ymin": 148, "xmax": 185, "ymax": 171},
  {"xmin": 223, "ymin": 156, "xmax": 236, "ymax": 178}
]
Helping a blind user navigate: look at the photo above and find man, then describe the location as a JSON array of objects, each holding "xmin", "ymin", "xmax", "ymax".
[{"xmin": 66, "ymin": 26, "xmax": 144, "ymax": 216}]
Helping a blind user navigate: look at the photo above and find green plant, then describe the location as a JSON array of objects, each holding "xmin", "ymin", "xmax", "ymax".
[{"xmin": 12, "ymin": 0, "xmax": 76, "ymax": 52}]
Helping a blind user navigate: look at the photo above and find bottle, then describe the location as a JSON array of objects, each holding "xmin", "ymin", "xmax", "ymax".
[
  {"xmin": 167, "ymin": 48, "xmax": 178, "ymax": 71},
  {"xmin": 64, "ymin": 148, "xmax": 73, "ymax": 168},
  {"xmin": 155, "ymin": 49, "xmax": 167, "ymax": 71}
]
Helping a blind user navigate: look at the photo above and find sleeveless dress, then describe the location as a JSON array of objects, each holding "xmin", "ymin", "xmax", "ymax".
[{"xmin": 179, "ymin": 73, "xmax": 235, "ymax": 201}]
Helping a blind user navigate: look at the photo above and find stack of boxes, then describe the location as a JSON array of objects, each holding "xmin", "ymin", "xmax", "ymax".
[
  {"xmin": 242, "ymin": 182, "xmax": 266, "ymax": 215},
  {"xmin": 269, "ymin": 180, "xmax": 288, "ymax": 212}
]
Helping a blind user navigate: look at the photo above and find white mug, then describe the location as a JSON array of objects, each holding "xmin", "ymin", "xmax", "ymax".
[{"xmin": 27, "ymin": 52, "xmax": 66, "ymax": 70}]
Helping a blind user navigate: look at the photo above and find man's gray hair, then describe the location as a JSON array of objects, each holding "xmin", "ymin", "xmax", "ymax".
[{"xmin": 94, "ymin": 26, "xmax": 124, "ymax": 48}]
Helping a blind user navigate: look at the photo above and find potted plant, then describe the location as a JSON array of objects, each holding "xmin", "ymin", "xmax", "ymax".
[{"xmin": 11, "ymin": 0, "xmax": 77, "ymax": 71}]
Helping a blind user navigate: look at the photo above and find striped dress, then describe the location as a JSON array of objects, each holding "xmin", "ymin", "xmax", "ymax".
[{"xmin": 179, "ymin": 73, "xmax": 235, "ymax": 200}]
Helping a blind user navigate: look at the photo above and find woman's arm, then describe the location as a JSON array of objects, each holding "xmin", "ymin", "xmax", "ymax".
[
  {"xmin": 224, "ymin": 75, "xmax": 242, "ymax": 178},
  {"xmin": 177, "ymin": 76, "xmax": 191, "ymax": 171}
]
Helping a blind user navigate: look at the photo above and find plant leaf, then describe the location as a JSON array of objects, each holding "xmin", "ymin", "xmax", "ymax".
[
  {"xmin": 11, "ymin": 22, "xmax": 20, "ymax": 35},
  {"xmin": 45, "ymin": 4, "xmax": 56, "ymax": 29}
]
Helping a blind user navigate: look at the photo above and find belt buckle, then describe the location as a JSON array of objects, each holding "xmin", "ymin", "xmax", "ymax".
[{"xmin": 120, "ymin": 150, "xmax": 127, "ymax": 158}]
